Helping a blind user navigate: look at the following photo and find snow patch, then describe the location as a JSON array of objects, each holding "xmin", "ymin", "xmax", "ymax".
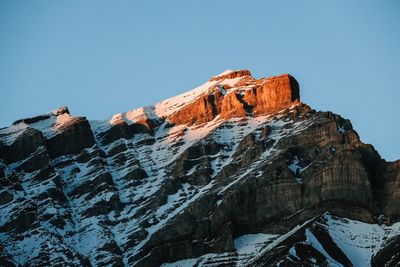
[
  {"xmin": 305, "ymin": 228, "xmax": 343, "ymax": 266},
  {"xmin": 215, "ymin": 69, "xmax": 234, "ymax": 77},
  {"xmin": 288, "ymin": 156, "xmax": 301, "ymax": 174},
  {"xmin": 0, "ymin": 123, "xmax": 29, "ymax": 145},
  {"xmin": 323, "ymin": 213, "xmax": 400, "ymax": 267},
  {"xmin": 234, "ymin": 233, "xmax": 278, "ymax": 255},
  {"xmin": 337, "ymin": 125, "xmax": 346, "ymax": 134}
]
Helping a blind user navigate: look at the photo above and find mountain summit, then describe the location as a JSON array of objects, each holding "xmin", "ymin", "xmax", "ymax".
[
  {"xmin": 109, "ymin": 69, "xmax": 299, "ymax": 127},
  {"xmin": 0, "ymin": 71, "xmax": 399, "ymax": 266}
]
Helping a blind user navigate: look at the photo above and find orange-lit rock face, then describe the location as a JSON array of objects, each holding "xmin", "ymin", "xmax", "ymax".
[
  {"xmin": 245, "ymin": 74, "xmax": 300, "ymax": 116},
  {"xmin": 168, "ymin": 72, "xmax": 300, "ymax": 126},
  {"xmin": 208, "ymin": 70, "xmax": 252, "ymax": 82},
  {"xmin": 168, "ymin": 90, "xmax": 223, "ymax": 126}
]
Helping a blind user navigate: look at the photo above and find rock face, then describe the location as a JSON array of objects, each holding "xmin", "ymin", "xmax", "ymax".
[
  {"xmin": 168, "ymin": 72, "xmax": 300, "ymax": 126},
  {"xmin": 380, "ymin": 160, "xmax": 400, "ymax": 218},
  {"xmin": 0, "ymin": 70, "xmax": 399, "ymax": 266}
]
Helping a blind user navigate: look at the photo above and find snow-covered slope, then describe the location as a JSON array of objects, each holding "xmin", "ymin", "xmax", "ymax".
[
  {"xmin": 162, "ymin": 213, "xmax": 400, "ymax": 267},
  {"xmin": 109, "ymin": 69, "xmax": 252, "ymax": 125},
  {"xmin": 0, "ymin": 70, "xmax": 399, "ymax": 266}
]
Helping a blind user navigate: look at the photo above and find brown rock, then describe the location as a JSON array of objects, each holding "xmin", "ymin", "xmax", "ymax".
[
  {"xmin": 244, "ymin": 74, "xmax": 300, "ymax": 116},
  {"xmin": 168, "ymin": 72, "xmax": 300, "ymax": 126},
  {"xmin": 45, "ymin": 116, "xmax": 95, "ymax": 158},
  {"xmin": 209, "ymin": 70, "xmax": 252, "ymax": 82},
  {"xmin": 1, "ymin": 128, "xmax": 47, "ymax": 164},
  {"xmin": 381, "ymin": 160, "xmax": 400, "ymax": 219},
  {"xmin": 168, "ymin": 92, "xmax": 223, "ymax": 126},
  {"xmin": 0, "ymin": 70, "xmax": 398, "ymax": 266},
  {"xmin": 97, "ymin": 121, "xmax": 133, "ymax": 146}
]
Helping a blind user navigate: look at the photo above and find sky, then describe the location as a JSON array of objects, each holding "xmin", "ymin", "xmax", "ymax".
[{"xmin": 0, "ymin": 1, "xmax": 399, "ymax": 161}]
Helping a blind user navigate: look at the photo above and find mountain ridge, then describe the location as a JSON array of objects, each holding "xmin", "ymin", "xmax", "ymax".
[{"xmin": 0, "ymin": 70, "xmax": 399, "ymax": 266}]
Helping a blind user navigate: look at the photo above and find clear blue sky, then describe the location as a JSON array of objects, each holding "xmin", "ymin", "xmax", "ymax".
[{"xmin": 0, "ymin": 1, "xmax": 399, "ymax": 161}]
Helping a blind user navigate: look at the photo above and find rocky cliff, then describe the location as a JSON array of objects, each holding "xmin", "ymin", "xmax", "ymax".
[{"xmin": 0, "ymin": 70, "xmax": 399, "ymax": 266}]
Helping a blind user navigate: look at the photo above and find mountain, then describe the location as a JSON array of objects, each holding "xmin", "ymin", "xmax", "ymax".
[{"xmin": 0, "ymin": 70, "xmax": 399, "ymax": 266}]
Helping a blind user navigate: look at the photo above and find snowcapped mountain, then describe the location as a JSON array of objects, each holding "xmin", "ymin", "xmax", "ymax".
[{"xmin": 0, "ymin": 70, "xmax": 399, "ymax": 266}]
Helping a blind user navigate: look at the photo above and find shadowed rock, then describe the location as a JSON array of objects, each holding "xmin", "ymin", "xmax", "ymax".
[{"xmin": 0, "ymin": 70, "xmax": 398, "ymax": 266}]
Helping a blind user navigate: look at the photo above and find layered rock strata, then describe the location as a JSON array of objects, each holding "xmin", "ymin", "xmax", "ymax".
[{"xmin": 0, "ymin": 70, "xmax": 398, "ymax": 266}]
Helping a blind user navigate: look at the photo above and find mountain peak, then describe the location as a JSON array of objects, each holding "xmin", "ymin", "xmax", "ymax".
[
  {"xmin": 209, "ymin": 69, "xmax": 252, "ymax": 82},
  {"xmin": 1, "ymin": 69, "xmax": 399, "ymax": 266},
  {"xmin": 169, "ymin": 71, "xmax": 300, "ymax": 125},
  {"xmin": 113, "ymin": 70, "xmax": 300, "ymax": 127},
  {"xmin": 11, "ymin": 106, "xmax": 70, "ymax": 126},
  {"xmin": 51, "ymin": 106, "xmax": 70, "ymax": 116}
]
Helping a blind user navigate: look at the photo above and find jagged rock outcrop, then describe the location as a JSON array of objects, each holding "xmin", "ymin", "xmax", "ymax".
[
  {"xmin": 0, "ymin": 70, "xmax": 398, "ymax": 266},
  {"xmin": 168, "ymin": 72, "xmax": 300, "ymax": 126},
  {"xmin": 208, "ymin": 69, "xmax": 252, "ymax": 82},
  {"xmin": 381, "ymin": 160, "xmax": 400, "ymax": 218}
]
